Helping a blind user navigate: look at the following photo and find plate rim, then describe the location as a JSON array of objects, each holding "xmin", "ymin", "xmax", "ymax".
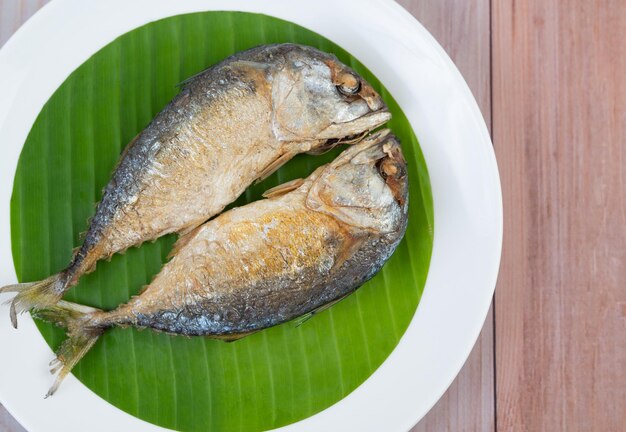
[{"xmin": 0, "ymin": 1, "xmax": 502, "ymax": 431}]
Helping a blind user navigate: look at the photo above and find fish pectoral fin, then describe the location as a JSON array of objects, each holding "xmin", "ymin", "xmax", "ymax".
[
  {"xmin": 331, "ymin": 235, "xmax": 367, "ymax": 273},
  {"xmin": 169, "ymin": 225, "xmax": 204, "ymax": 259},
  {"xmin": 255, "ymin": 151, "xmax": 297, "ymax": 183},
  {"xmin": 294, "ymin": 237, "xmax": 365, "ymax": 328},
  {"xmin": 262, "ymin": 178, "xmax": 305, "ymax": 198},
  {"xmin": 293, "ymin": 291, "xmax": 354, "ymax": 327}
]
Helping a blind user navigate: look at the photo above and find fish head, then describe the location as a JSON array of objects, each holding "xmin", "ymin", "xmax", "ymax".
[
  {"xmin": 270, "ymin": 45, "xmax": 391, "ymax": 151},
  {"xmin": 306, "ymin": 129, "xmax": 408, "ymax": 234}
]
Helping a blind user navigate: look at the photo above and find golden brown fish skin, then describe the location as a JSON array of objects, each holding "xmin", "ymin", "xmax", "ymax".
[
  {"xmin": 3, "ymin": 44, "xmax": 391, "ymax": 322},
  {"xmin": 35, "ymin": 130, "xmax": 407, "ymax": 396},
  {"xmin": 91, "ymin": 130, "xmax": 409, "ymax": 336},
  {"xmin": 68, "ymin": 44, "xmax": 390, "ymax": 284}
]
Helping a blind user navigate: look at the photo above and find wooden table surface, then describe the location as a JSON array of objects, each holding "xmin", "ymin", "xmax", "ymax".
[{"xmin": 1, "ymin": 1, "xmax": 624, "ymax": 430}]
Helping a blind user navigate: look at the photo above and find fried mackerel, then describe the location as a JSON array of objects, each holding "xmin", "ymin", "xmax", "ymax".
[
  {"xmin": 36, "ymin": 130, "xmax": 408, "ymax": 396},
  {"xmin": 2, "ymin": 44, "xmax": 391, "ymax": 325}
]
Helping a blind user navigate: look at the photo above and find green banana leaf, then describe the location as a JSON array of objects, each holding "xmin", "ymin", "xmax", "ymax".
[{"xmin": 10, "ymin": 11, "xmax": 433, "ymax": 432}]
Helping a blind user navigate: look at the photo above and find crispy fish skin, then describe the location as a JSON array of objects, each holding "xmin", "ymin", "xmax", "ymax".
[
  {"xmin": 107, "ymin": 130, "xmax": 408, "ymax": 336},
  {"xmin": 36, "ymin": 130, "xmax": 408, "ymax": 395},
  {"xmin": 2, "ymin": 44, "xmax": 391, "ymax": 323}
]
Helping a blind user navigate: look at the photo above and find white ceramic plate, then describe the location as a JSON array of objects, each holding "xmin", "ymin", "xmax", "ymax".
[{"xmin": 0, "ymin": 0, "xmax": 502, "ymax": 431}]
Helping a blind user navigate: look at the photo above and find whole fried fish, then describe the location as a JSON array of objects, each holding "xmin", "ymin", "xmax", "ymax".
[
  {"xmin": 37, "ymin": 130, "xmax": 408, "ymax": 396},
  {"xmin": 2, "ymin": 44, "xmax": 390, "ymax": 325}
]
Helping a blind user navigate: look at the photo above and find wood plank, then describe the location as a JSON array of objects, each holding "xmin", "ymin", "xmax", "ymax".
[
  {"xmin": 492, "ymin": 0, "xmax": 626, "ymax": 430},
  {"xmin": 0, "ymin": 405, "xmax": 25, "ymax": 432},
  {"xmin": 395, "ymin": 1, "xmax": 495, "ymax": 431},
  {"xmin": 0, "ymin": 0, "xmax": 49, "ymax": 47}
]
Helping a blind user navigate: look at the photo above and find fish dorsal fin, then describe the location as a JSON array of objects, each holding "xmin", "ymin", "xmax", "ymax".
[
  {"xmin": 293, "ymin": 290, "xmax": 354, "ymax": 327},
  {"xmin": 211, "ymin": 329, "xmax": 260, "ymax": 342},
  {"xmin": 176, "ymin": 60, "xmax": 270, "ymax": 89},
  {"xmin": 113, "ymin": 132, "xmax": 142, "ymax": 171},
  {"xmin": 228, "ymin": 60, "xmax": 272, "ymax": 72},
  {"xmin": 176, "ymin": 68, "xmax": 211, "ymax": 88},
  {"xmin": 262, "ymin": 178, "xmax": 304, "ymax": 198},
  {"xmin": 168, "ymin": 225, "xmax": 204, "ymax": 259},
  {"xmin": 228, "ymin": 61, "xmax": 273, "ymax": 86}
]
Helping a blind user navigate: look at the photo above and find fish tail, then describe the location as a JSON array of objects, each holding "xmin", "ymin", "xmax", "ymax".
[
  {"xmin": 1, "ymin": 274, "xmax": 65, "ymax": 328},
  {"xmin": 33, "ymin": 300, "xmax": 104, "ymax": 398}
]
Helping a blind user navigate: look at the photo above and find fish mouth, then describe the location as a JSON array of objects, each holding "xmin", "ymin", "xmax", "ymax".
[
  {"xmin": 327, "ymin": 128, "xmax": 404, "ymax": 169},
  {"xmin": 308, "ymin": 110, "xmax": 392, "ymax": 155},
  {"xmin": 330, "ymin": 128, "xmax": 408, "ymax": 207},
  {"xmin": 331, "ymin": 128, "xmax": 394, "ymax": 165}
]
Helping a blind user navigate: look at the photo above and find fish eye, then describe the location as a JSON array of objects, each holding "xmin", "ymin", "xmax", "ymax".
[
  {"xmin": 376, "ymin": 159, "xmax": 389, "ymax": 179},
  {"xmin": 378, "ymin": 159, "xmax": 404, "ymax": 180},
  {"xmin": 336, "ymin": 73, "xmax": 361, "ymax": 96}
]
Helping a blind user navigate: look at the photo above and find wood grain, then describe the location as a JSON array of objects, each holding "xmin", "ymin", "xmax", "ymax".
[
  {"xmin": 492, "ymin": 0, "xmax": 626, "ymax": 430},
  {"xmin": 0, "ymin": 404, "xmax": 25, "ymax": 432},
  {"xmin": 4, "ymin": 0, "xmax": 625, "ymax": 431},
  {"xmin": 0, "ymin": 0, "xmax": 48, "ymax": 47},
  {"xmin": 396, "ymin": 1, "xmax": 495, "ymax": 430}
]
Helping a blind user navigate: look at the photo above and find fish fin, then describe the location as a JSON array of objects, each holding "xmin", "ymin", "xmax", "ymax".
[
  {"xmin": 32, "ymin": 300, "xmax": 100, "ymax": 327},
  {"xmin": 293, "ymin": 313, "xmax": 314, "ymax": 327},
  {"xmin": 1, "ymin": 275, "xmax": 64, "ymax": 328},
  {"xmin": 256, "ymin": 151, "xmax": 296, "ymax": 183},
  {"xmin": 175, "ymin": 68, "xmax": 210, "ymax": 88},
  {"xmin": 212, "ymin": 329, "xmax": 259, "ymax": 343},
  {"xmin": 33, "ymin": 300, "xmax": 104, "ymax": 398},
  {"xmin": 228, "ymin": 60, "xmax": 272, "ymax": 72},
  {"xmin": 177, "ymin": 222, "xmax": 204, "ymax": 237},
  {"xmin": 115, "ymin": 132, "xmax": 142, "ymax": 169},
  {"xmin": 262, "ymin": 178, "xmax": 304, "ymax": 198},
  {"xmin": 293, "ymin": 291, "xmax": 354, "ymax": 327},
  {"xmin": 306, "ymin": 141, "xmax": 341, "ymax": 156},
  {"xmin": 169, "ymin": 225, "xmax": 204, "ymax": 259},
  {"xmin": 292, "ymin": 236, "xmax": 365, "ymax": 328},
  {"xmin": 331, "ymin": 235, "xmax": 366, "ymax": 273},
  {"xmin": 176, "ymin": 60, "xmax": 269, "ymax": 88}
]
